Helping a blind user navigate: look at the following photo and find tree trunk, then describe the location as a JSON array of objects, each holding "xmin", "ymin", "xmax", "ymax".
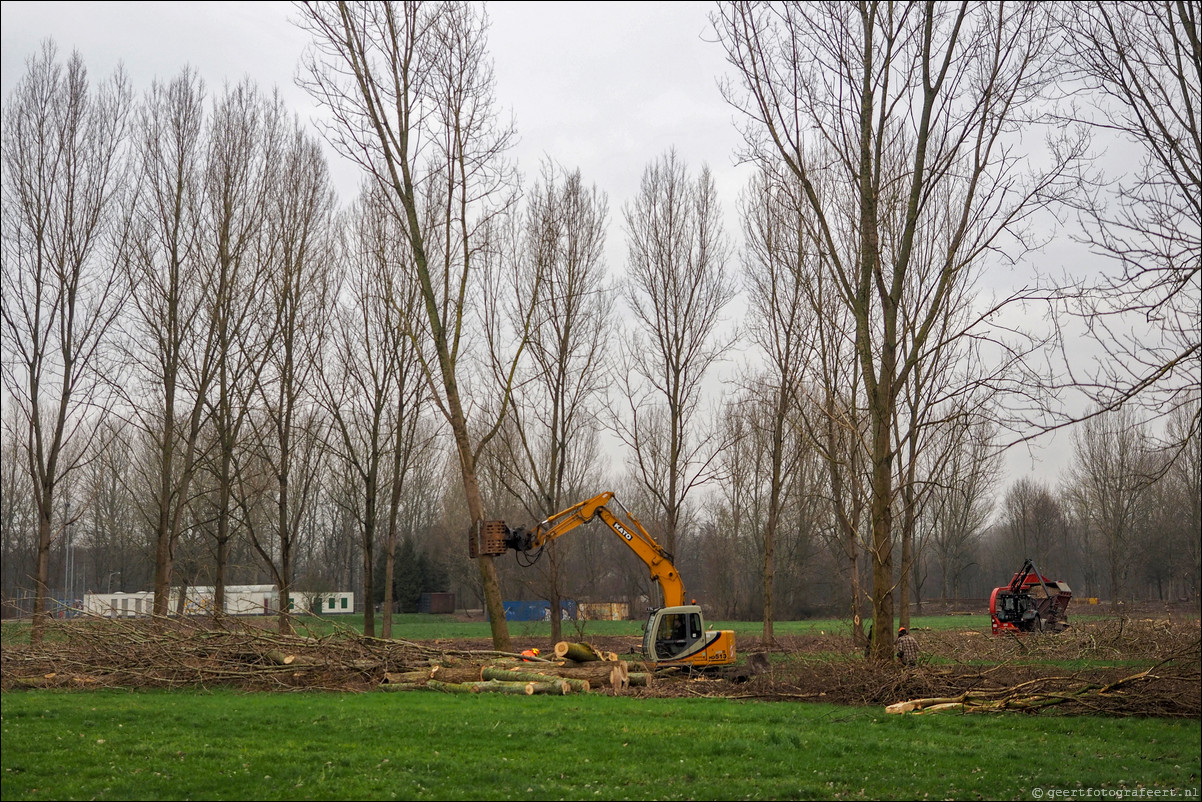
[
  {"xmin": 31, "ymin": 509, "xmax": 53, "ymax": 643},
  {"xmin": 549, "ymin": 543, "xmax": 563, "ymax": 644},
  {"xmin": 451, "ymin": 413, "xmax": 511, "ymax": 652},
  {"xmin": 899, "ymin": 478, "xmax": 916, "ymax": 630}
]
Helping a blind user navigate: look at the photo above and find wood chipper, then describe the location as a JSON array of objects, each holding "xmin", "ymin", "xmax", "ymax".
[{"xmin": 990, "ymin": 558, "xmax": 1072, "ymax": 634}]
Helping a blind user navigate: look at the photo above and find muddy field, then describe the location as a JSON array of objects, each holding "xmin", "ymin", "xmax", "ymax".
[{"xmin": 3, "ymin": 614, "xmax": 1198, "ymax": 716}]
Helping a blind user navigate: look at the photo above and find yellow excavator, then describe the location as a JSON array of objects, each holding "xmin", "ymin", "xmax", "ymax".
[{"xmin": 483, "ymin": 492, "xmax": 736, "ymax": 668}]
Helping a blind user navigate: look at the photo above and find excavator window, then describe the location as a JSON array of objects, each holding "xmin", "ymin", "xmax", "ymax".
[{"xmin": 656, "ymin": 613, "xmax": 688, "ymax": 658}]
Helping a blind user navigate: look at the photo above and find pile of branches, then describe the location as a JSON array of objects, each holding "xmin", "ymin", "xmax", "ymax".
[
  {"xmin": 1, "ymin": 614, "xmax": 656, "ymax": 695},
  {"xmin": 726, "ymin": 617, "xmax": 1201, "ymax": 717},
  {"xmin": 917, "ymin": 616, "xmax": 1201, "ymax": 665},
  {"xmin": 884, "ymin": 661, "xmax": 1201, "ymax": 717},
  {"xmin": 0, "ymin": 614, "xmax": 527, "ymax": 692}
]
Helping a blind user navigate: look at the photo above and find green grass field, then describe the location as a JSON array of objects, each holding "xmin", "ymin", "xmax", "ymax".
[
  {"xmin": 3, "ymin": 612, "xmax": 1197, "ymax": 800},
  {"xmin": 1, "ymin": 688, "xmax": 1198, "ymax": 801}
]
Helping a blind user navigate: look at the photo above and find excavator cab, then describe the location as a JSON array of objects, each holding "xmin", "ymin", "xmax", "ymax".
[{"xmin": 642, "ymin": 605, "xmax": 734, "ymax": 667}]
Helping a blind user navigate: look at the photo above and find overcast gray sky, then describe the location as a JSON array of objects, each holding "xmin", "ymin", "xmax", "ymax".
[
  {"xmin": 1, "ymin": 2, "xmax": 750, "ymax": 217},
  {"xmin": 1, "ymin": 0, "xmax": 1077, "ymax": 489}
]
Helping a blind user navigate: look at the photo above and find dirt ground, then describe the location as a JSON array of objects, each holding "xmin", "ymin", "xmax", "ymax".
[{"xmin": 3, "ymin": 613, "xmax": 1197, "ymax": 716}]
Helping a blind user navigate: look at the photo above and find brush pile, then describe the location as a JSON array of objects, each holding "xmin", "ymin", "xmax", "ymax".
[
  {"xmin": 2, "ymin": 612, "xmax": 1196, "ymax": 717},
  {"xmin": 723, "ymin": 615, "xmax": 1200, "ymax": 718},
  {"xmin": 0, "ymin": 614, "xmax": 651, "ymax": 694}
]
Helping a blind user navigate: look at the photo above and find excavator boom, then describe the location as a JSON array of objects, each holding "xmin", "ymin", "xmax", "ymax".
[{"xmin": 505, "ymin": 493, "xmax": 685, "ymax": 608}]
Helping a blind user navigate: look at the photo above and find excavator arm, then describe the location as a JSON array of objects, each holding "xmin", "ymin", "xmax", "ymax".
[
  {"xmin": 492, "ymin": 492, "xmax": 736, "ymax": 667},
  {"xmin": 501, "ymin": 492, "xmax": 686, "ymax": 608}
]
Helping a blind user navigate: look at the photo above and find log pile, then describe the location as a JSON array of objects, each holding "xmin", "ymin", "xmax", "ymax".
[{"xmin": 377, "ymin": 641, "xmax": 648, "ymax": 695}]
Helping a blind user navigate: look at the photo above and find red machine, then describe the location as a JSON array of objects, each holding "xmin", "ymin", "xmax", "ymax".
[{"xmin": 990, "ymin": 558, "xmax": 1072, "ymax": 634}]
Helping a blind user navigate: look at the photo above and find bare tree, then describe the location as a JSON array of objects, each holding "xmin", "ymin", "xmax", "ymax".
[
  {"xmin": 198, "ymin": 83, "xmax": 280, "ymax": 616},
  {"xmin": 484, "ymin": 161, "xmax": 610, "ymax": 642},
  {"xmin": 739, "ymin": 165, "xmax": 819, "ymax": 643},
  {"xmin": 0, "ymin": 42, "xmax": 131, "ymax": 641},
  {"xmin": 803, "ymin": 263, "xmax": 872, "ymax": 644},
  {"xmin": 1160, "ymin": 402, "xmax": 1201, "ymax": 602},
  {"xmin": 1066, "ymin": 406, "xmax": 1158, "ymax": 605},
  {"xmin": 78, "ymin": 419, "xmax": 143, "ymax": 597},
  {"xmin": 925, "ymin": 410, "xmax": 1002, "ymax": 601},
  {"xmin": 615, "ymin": 148, "xmax": 735, "ymax": 559},
  {"xmin": 319, "ymin": 184, "xmax": 429, "ymax": 637},
  {"xmin": 1, "ymin": 409, "xmax": 38, "ymax": 607},
  {"xmin": 121, "ymin": 68, "xmax": 216, "ymax": 619},
  {"xmin": 379, "ymin": 320, "xmax": 439, "ymax": 635},
  {"xmin": 1133, "ymin": 450, "xmax": 1197, "ymax": 603},
  {"xmin": 243, "ymin": 113, "xmax": 337, "ymax": 635},
  {"xmin": 997, "ymin": 476, "xmax": 1067, "ymax": 575},
  {"xmin": 704, "ymin": 398, "xmax": 757, "ymax": 618},
  {"xmin": 715, "ymin": 1, "xmax": 1079, "ymax": 658},
  {"xmin": 710, "ymin": 379, "xmax": 824, "ymax": 625},
  {"xmin": 1058, "ymin": 1, "xmax": 1200, "ymax": 440},
  {"xmin": 297, "ymin": 1, "xmax": 535, "ymax": 650},
  {"xmin": 892, "ymin": 248, "xmax": 992, "ymax": 626}
]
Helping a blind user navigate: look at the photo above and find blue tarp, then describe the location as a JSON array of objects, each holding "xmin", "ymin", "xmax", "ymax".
[{"xmin": 498, "ymin": 599, "xmax": 578, "ymax": 621}]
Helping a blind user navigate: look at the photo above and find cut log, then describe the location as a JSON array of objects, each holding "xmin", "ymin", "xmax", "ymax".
[
  {"xmin": 263, "ymin": 650, "xmax": 295, "ymax": 666},
  {"xmin": 481, "ymin": 667, "xmax": 590, "ymax": 693},
  {"xmin": 611, "ymin": 662, "xmax": 629, "ymax": 692},
  {"xmin": 286, "ymin": 655, "xmax": 323, "ymax": 666},
  {"xmin": 627, "ymin": 672, "xmax": 652, "ymax": 687},
  {"xmin": 922, "ymin": 702, "xmax": 965, "ymax": 713},
  {"xmin": 563, "ymin": 678, "xmax": 590, "ymax": 693},
  {"xmin": 466, "ymin": 680, "xmax": 544, "ymax": 695},
  {"xmin": 547, "ymin": 661, "xmax": 630, "ymax": 689},
  {"xmin": 429, "ymin": 664, "xmax": 485, "ymax": 684},
  {"xmin": 481, "ymin": 666, "xmax": 556, "ymax": 683},
  {"xmin": 383, "ymin": 669, "xmax": 433, "ymax": 684},
  {"xmin": 12, "ymin": 675, "xmax": 55, "ymax": 688},
  {"xmin": 554, "ymin": 641, "xmax": 604, "ymax": 663}
]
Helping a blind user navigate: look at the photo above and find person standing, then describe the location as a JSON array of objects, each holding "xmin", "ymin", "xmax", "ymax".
[{"xmin": 896, "ymin": 626, "xmax": 919, "ymax": 666}]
